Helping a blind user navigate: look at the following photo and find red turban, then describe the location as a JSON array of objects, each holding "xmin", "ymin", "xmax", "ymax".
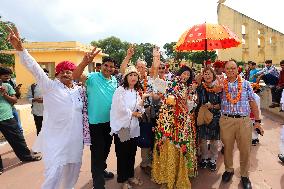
[
  {"xmin": 205, "ymin": 60, "xmax": 212, "ymax": 65},
  {"xmin": 213, "ymin": 60, "xmax": 225, "ymax": 68},
  {"xmin": 55, "ymin": 61, "xmax": 77, "ymax": 75},
  {"xmin": 238, "ymin": 66, "xmax": 243, "ymax": 74}
]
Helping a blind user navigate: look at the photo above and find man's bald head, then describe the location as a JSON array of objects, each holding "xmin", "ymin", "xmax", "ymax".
[
  {"xmin": 136, "ymin": 60, "xmax": 147, "ymax": 77},
  {"xmin": 224, "ymin": 60, "xmax": 238, "ymax": 80}
]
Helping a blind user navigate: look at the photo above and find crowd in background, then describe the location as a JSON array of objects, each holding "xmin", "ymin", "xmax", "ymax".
[{"xmin": 0, "ymin": 25, "xmax": 284, "ymax": 189}]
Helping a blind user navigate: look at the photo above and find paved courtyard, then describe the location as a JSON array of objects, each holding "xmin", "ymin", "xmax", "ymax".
[{"xmin": 0, "ymin": 109, "xmax": 283, "ymax": 189}]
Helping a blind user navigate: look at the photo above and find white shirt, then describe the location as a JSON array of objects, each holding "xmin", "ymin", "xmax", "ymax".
[
  {"xmin": 19, "ymin": 49, "xmax": 84, "ymax": 168},
  {"xmin": 26, "ymin": 84, "xmax": 44, "ymax": 116},
  {"xmin": 165, "ymin": 72, "xmax": 173, "ymax": 81},
  {"xmin": 110, "ymin": 86, "xmax": 144, "ymax": 139}
]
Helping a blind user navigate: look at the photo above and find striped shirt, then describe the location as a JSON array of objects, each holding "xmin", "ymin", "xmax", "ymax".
[
  {"xmin": 258, "ymin": 65, "xmax": 280, "ymax": 78},
  {"xmin": 221, "ymin": 78, "xmax": 255, "ymax": 116}
]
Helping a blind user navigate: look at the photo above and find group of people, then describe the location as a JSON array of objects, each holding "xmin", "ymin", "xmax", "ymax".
[
  {"xmin": 2, "ymin": 24, "xmax": 284, "ymax": 189},
  {"xmin": 243, "ymin": 59, "xmax": 284, "ymax": 109}
]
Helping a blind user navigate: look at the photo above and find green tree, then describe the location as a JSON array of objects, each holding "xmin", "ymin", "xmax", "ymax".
[
  {"xmin": 91, "ymin": 36, "xmax": 129, "ymax": 66},
  {"xmin": 163, "ymin": 42, "xmax": 217, "ymax": 66},
  {"xmin": 163, "ymin": 42, "xmax": 191, "ymax": 62},
  {"xmin": 0, "ymin": 17, "xmax": 15, "ymax": 66},
  {"xmin": 189, "ymin": 51, "xmax": 217, "ymax": 65},
  {"xmin": 131, "ymin": 43, "xmax": 165, "ymax": 67},
  {"xmin": 91, "ymin": 37, "xmax": 163, "ymax": 67}
]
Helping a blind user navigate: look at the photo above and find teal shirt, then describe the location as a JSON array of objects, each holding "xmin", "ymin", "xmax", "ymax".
[
  {"xmin": 249, "ymin": 69, "xmax": 259, "ymax": 83},
  {"xmin": 0, "ymin": 83, "xmax": 16, "ymax": 122},
  {"xmin": 86, "ymin": 72, "xmax": 117, "ymax": 124}
]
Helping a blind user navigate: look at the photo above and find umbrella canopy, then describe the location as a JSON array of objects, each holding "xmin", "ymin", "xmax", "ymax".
[{"xmin": 175, "ymin": 23, "xmax": 241, "ymax": 51}]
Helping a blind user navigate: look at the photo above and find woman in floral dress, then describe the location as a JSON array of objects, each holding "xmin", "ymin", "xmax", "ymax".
[{"xmin": 152, "ymin": 66, "xmax": 197, "ymax": 189}]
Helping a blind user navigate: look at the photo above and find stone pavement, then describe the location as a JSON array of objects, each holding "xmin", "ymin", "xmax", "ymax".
[{"xmin": 0, "ymin": 110, "xmax": 284, "ymax": 189}]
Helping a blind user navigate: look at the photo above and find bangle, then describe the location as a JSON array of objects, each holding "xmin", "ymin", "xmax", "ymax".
[{"xmin": 255, "ymin": 120, "xmax": 261, "ymax": 123}]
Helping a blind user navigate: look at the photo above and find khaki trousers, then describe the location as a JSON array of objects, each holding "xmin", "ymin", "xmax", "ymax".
[{"xmin": 220, "ymin": 115, "xmax": 252, "ymax": 177}]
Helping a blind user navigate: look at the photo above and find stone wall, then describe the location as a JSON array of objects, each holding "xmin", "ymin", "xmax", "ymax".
[{"xmin": 259, "ymin": 86, "xmax": 284, "ymax": 119}]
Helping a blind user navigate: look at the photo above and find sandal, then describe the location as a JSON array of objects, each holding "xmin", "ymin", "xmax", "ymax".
[
  {"xmin": 128, "ymin": 177, "xmax": 143, "ymax": 186},
  {"xmin": 121, "ymin": 182, "xmax": 133, "ymax": 189},
  {"xmin": 22, "ymin": 155, "xmax": 42, "ymax": 162}
]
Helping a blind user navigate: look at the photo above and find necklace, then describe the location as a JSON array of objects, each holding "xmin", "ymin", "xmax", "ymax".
[
  {"xmin": 224, "ymin": 75, "xmax": 242, "ymax": 104},
  {"xmin": 143, "ymin": 78, "xmax": 147, "ymax": 93},
  {"xmin": 202, "ymin": 82, "xmax": 215, "ymax": 93}
]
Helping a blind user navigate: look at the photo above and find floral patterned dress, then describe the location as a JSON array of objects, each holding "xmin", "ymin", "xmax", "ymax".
[{"xmin": 152, "ymin": 77, "xmax": 197, "ymax": 189}]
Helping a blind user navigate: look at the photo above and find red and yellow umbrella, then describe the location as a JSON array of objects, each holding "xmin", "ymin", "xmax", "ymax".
[{"xmin": 175, "ymin": 23, "xmax": 241, "ymax": 51}]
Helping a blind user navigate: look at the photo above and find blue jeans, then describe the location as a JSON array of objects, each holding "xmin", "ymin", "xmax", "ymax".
[
  {"xmin": 262, "ymin": 74, "xmax": 279, "ymax": 86},
  {"xmin": 12, "ymin": 108, "xmax": 23, "ymax": 133}
]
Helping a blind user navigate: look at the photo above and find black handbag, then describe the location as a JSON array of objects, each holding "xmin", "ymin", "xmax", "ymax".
[{"xmin": 137, "ymin": 108, "xmax": 154, "ymax": 148}]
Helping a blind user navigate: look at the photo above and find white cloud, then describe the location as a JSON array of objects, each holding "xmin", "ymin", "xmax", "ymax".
[{"xmin": 0, "ymin": 0, "xmax": 283, "ymax": 47}]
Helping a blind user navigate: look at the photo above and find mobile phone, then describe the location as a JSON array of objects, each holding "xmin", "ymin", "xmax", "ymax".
[{"xmin": 0, "ymin": 80, "xmax": 2, "ymax": 86}]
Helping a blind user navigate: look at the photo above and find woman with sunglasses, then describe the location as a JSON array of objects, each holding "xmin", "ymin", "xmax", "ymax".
[{"xmin": 152, "ymin": 64, "xmax": 198, "ymax": 189}]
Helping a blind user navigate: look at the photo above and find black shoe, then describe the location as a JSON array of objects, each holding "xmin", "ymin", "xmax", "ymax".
[
  {"xmin": 241, "ymin": 177, "xmax": 252, "ymax": 189},
  {"xmin": 269, "ymin": 103, "xmax": 280, "ymax": 108},
  {"xmin": 22, "ymin": 155, "xmax": 42, "ymax": 162},
  {"xmin": 222, "ymin": 171, "xmax": 234, "ymax": 182},
  {"xmin": 103, "ymin": 170, "xmax": 114, "ymax": 180},
  {"xmin": 208, "ymin": 161, "xmax": 217, "ymax": 171},
  {"xmin": 199, "ymin": 159, "xmax": 207, "ymax": 169},
  {"xmin": 252, "ymin": 139, "xmax": 259, "ymax": 146},
  {"xmin": 278, "ymin": 154, "xmax": 284, "ymax": 163}
]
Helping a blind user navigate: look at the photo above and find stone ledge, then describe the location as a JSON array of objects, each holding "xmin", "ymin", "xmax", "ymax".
[{"xmin": 259, "ymin": 86, "xmax": 284, "ymax": 119}]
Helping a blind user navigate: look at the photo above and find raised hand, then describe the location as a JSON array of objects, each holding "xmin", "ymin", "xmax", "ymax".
[
  {"xmin": 153, "ymin": 45, "xmax": 160, "ymax": 58},
  {"xmin": 5, "ymin": 25, "xmax": 23, "ymax": 51},
  {"xmin": 152, "ymin": 46, "xmax": 161, "ymax": 69},
  {"xmin": 81, "ymin": 47, "xmax": 101, "ymax": 65},
  {"xmin": 126, "ymin": 44, "xmax": 135, "ymax": 58}
]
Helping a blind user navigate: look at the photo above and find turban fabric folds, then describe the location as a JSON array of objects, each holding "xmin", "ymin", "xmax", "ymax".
[{"xmin": 55, "ymin": 61, "xmax": 77, "ymax": 75}]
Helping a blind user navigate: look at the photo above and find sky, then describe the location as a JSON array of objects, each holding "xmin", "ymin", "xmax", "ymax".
[{"xmin": 0, "ymin": 0, "xmax": 283, "ymax": 47}]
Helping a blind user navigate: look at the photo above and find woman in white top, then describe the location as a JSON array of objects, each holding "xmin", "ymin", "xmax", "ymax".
[
  {"xmin": 7, "ymin": 25, "xmax": 100, "ymax": 189},
  {"xmin": 110, "ymin": 66, "xmax": 149, "ymax": 189}
]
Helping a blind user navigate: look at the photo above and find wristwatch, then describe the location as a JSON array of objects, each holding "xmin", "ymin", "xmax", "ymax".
[{"xmin": 255, "ymin": 120, "xmax": 261, "ymax": 123}]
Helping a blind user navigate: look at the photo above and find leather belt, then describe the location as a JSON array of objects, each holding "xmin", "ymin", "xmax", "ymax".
[{"xmin": 223, "ymin": 114, "xmax": 247, "ymax": 118}]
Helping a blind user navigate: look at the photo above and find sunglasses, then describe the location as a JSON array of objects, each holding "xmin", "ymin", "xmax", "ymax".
[{"xmin": 159, "ymin": 67, "xmax": 165, "ymax": 70}]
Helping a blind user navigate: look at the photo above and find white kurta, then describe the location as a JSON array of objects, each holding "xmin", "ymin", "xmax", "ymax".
[
  {"xmin": 110, "ymin": 86, "xmax": 144, "ymax": 139},
  {"xmin": 19, "ymin": 50, "xmax": 83, "ymax": 188}
]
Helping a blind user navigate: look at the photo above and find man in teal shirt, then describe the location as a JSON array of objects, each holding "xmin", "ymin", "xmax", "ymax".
[
  {"xmin": 73, "ymin": 52, "xmax": 117, "ymax": 189},
  {"xmin": 248, "ymin": 61, "xmax": 259, "ymax": 83},
  {"xmin": 0, "ymin": 80, "xmax": 41, "ymax": 172}
]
